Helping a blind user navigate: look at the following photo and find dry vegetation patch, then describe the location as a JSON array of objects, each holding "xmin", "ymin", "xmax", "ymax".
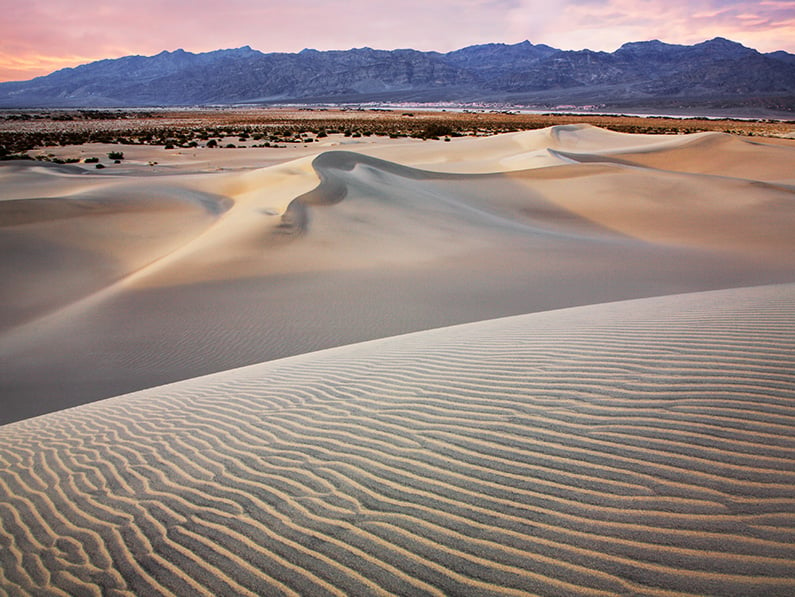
[{"xmin": 1, "ymin": 108, "xmax": 793, "ymax": 160}]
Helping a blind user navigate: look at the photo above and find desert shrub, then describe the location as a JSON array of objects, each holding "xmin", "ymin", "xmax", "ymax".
[
  {"xmin": 206, "ymin": 139, "xmax": 218, "ymax": 148},
  {"xmin": 107, "ymin": 151, "xmax": 124, "ymax": 160},
  {"xmin": 95, "ymin": 163, "xmax": 105, "ymax": 169},
  {"xmin": 84, "ymin": 157, "xmax": 99, "ymax": 163},
  {"xmin": 419, "ymin": 123, "xmax": 453, "ymax": 139}
]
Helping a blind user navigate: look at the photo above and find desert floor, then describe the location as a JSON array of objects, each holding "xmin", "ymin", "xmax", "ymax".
[{"xmin": 1, "ymin": 122, "xmax": 794, "ymax": 595}]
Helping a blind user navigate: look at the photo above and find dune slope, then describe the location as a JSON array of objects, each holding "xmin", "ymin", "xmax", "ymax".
[
  {"xmin": 0, "ymin": 126, "xmax": 795, "ymax": 423},
  {"xmin": 1, "ymin": 284, "xmax": 794, "ymax": 595},
  {"xmin": 1, "ymin": 126, "xmax": 794, "ymax": 424}
]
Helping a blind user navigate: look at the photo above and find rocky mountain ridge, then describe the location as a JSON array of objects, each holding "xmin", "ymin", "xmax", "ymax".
[{"xmin": 1, "ymin": 38, "xmax": 793, "ymax": 113}]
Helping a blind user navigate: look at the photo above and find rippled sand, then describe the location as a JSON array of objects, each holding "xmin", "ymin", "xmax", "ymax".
[
  {"xmin": 1, "ymin": 284, "xmax": 794, "ymax": 595},
  {"xmin": 1, "ymin": 125, "xmax": 794, "ymax": 594}
]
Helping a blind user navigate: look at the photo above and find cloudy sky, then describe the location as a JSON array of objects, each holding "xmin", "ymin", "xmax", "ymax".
[{"xmin": 1, "ymin": 0, "xmax": 793, "ymax": 81}]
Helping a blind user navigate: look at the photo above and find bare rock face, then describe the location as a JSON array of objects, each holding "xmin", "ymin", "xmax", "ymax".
[{"xmin": 1, "ymin": 38, "xmax": 793, "ymax": 111}]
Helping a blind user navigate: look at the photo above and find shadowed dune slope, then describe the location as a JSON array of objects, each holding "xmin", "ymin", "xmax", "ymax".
[
  {"xmin": 0, "ymin": 164, "xmax": 232, "ymax": 331},
  {"xmin": 1, "ymin": 127, "xmax": 795, "ymax": 423},
  {"xmin": 1, "ymin": 284, "xmax": 794, "ymax": 596}
]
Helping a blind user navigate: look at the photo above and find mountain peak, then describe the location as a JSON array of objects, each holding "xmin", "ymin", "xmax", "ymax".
[
  {"xmin": 695, "ymin": 37, "xmax": 757, "ymax": 57},
  {"xmin": 619, "ymin": 39, "xmax": 675, "ymax": 49},
  {"xmin": 152, "ymin": 48, "xmax": 191, "ymax": 60},
  {"xmin": 704, "ymin": 36, "xmax": 740, "ymax": 46},
  {"xmin": 206, "ymin": 45, "xmax": 259, "ymax": 56}
]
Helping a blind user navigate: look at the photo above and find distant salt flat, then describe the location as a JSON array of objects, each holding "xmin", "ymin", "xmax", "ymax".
[{"xmin": 1, "ymin": 284, "xmax": 794, "ymax": 595}]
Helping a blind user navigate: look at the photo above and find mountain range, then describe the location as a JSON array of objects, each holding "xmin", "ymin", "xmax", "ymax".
[{"xmin": 1, "ymin": 38, "xmax": 794, "ymax": 114}]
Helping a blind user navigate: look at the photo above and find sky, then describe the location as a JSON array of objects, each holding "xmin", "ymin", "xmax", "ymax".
[{"xmin": 1, "ymin": 0, "xmax": 793, "ymax": 82}]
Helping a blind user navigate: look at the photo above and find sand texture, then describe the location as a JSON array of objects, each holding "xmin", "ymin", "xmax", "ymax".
[
  {"xmin": 1, "ymin": 125, "xmax": 794, "ymax": 424},
  {"xmin": 1, "ymin": 283, "xmax": 794, "ymax": 595},
  {"xmin": 1, "ymin": 124, "xmax": 794, "ymax": 595}
]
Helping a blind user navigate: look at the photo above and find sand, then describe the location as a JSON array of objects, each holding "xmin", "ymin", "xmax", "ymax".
[
  {"xmin": 1, "ymin": 284, "xmax": 794, "ymax": 595},
  {"xmin": 1, "ymin": 124, "xmax": 794, "ymax": 594},
  {"xmin": 2, "ymin": 126, "xmax": 794, "ymax": 422}
]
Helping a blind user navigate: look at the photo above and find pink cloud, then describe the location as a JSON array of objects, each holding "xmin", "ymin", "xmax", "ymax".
[
  {"xmin": 505, "ymin": 0, "xmax": 795, "ymax": 52},
  {"xmin": 0, "ymin": 0, "xmax": 793, "ymax": 82}
]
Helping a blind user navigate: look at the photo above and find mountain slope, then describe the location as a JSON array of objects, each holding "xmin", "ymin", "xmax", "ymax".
[{"xmin": 0, "ymin": 38, "xmax": 794, "ymax": 111}]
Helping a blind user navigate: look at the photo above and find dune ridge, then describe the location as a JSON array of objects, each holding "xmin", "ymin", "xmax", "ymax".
[
  {"xmin": 0, "ymin": 169, "xmax": 231, "ymax": 332},
  {"xmin": 1, "ymin": 284, "xmax": 794, "ymax": 595},
  {"xmin": 1, "ymin": 125, "xmax": 795, "ymax": 424}
]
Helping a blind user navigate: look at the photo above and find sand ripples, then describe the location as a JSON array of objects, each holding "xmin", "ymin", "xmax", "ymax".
[{"xmin": 1, "ymin": 284, "xmax": 794, "ymax": 595}]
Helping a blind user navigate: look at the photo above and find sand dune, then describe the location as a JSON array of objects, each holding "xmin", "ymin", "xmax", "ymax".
[
  {"xmin": 1, "ymin": 126, "xmax": 794, "ymax": 423},
  {"xmin": 1, "ymin": 283, "xmax": 794, "ymax": 595},
  {"xmin": 361, "ymin": 123, "xmax": 707, "ymax": 173},
  {"xmin": 1, "ymin": 124, "xmax": 795, "ymax": 594},
  {"xmin": 556, "ymin": 131, "xmax": 795, "ymax": 184},
  {"xmin": 0, "ymin": 163, "xmax": 229, "ymax": 331}
]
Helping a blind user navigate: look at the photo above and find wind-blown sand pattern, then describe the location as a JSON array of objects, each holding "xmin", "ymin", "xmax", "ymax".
[
  {"xmin": 1, "ymin": 124, "xmax": 794, "ymax": 594},
  {"xmin": 1, "ymin": 284, "xmax": 794, "ymax": 596}
]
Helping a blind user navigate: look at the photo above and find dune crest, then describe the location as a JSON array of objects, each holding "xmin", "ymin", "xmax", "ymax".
[
  {"xmin": 358, "ymin": 123, "xmax": 709, "ymax": 174},
  {"xmin": 2, "ymin": 126, "xmax": 795, "ymax": 424}
]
